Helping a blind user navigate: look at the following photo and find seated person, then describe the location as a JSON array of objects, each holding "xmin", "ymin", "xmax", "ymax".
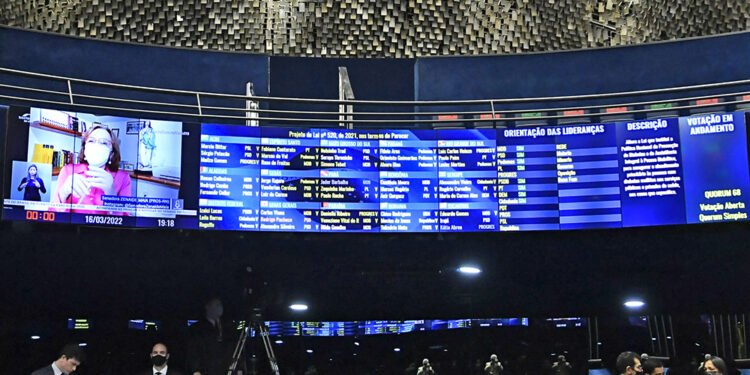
[{"xmin": 52, "ymin": 125, "xmax": 131, "ymax": 214}]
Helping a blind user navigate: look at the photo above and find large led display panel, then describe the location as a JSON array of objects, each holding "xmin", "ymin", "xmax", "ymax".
[{"xmin": 4, "ymin": 106, "xmax": 750, "ymax": 233}]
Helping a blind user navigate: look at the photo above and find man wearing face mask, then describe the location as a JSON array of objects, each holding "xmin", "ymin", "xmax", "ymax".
[
  {"xmin": 642, "ymin": 358, "xmax": 664, "ymax": 375},
  {"xmin": 187, "ymin": 297, "xmax": 244, "ymax": 375},
  {"xmin": 485, "ymin": 354, "xmax": 503, "ymax": 375},
  {"xmin": 417, "ymin": 358, "xmax": 435, "ymax": 375},
  {"xmin": 616, "ymin": 352, "xmax": 643, "ymax": 375},
  {"xmin": 52, "ymin": 125, "xmax": 132, "ymax": 215},
  {"xmin": 552, "ymin": 355, "xmax": 571, "ymax": 375},
  {"xmin": 136, "ymin": 343, "xmax": 183, "ymax": 375}
]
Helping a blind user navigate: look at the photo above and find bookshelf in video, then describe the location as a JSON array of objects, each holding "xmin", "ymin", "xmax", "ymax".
[
  {"xmin": 4, "ymin": 105, "xmax": 750, "ymax": 232},
  {"xmin": 2, "ymin": 106, "xmax": 200, "ymax": 228}
]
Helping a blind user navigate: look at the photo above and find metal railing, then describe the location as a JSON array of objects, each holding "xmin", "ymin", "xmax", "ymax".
[{"xmin": 1, "ymin": 66, "xmax": 749, "ymax": 127}]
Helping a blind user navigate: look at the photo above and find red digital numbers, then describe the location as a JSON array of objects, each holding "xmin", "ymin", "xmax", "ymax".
[{"xmin": 25, "ymin": 211, "xmax": 55, "ymax": 221}]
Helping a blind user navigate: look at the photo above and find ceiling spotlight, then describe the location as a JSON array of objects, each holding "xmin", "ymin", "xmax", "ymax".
[
  {"xmin": 624, "ymin": 299, "xmax": 645, "ymax": 308},
  {"xmin": 306, "ymin": 349, "xmax": 314, "ymax": 354},
  {"xmin": 275, "ymin": 340, "xmax": 283, "ymax": 344},
  {"xmin": 30, "ymin": 335, "xmax": 40, "ymax": 340},
  {"xmin": 290, "ymin": 304, "xmax": 308, "ymax": 311},
  {"xmin": 458, "ymin": 266, "xmax": 481, "ymax": 275}
]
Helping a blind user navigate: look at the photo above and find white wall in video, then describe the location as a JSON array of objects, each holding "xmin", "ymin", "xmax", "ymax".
[{"xmin": 132, "ymin": 119, "xmax": 183, "ymax": 218}]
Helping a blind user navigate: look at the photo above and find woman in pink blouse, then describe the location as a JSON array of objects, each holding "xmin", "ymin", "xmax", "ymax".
[{"xmin": 52, "ymin": 125, "xmax": 132, "ymax": 214}]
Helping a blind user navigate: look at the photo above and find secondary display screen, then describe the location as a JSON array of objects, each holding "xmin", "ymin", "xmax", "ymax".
[
  {"xmin": 2, "ymin": 106, "xmax": 200, "ymax": 228},
  {"xmin": 4, "ymin": 106, "xmax": 750, "ymax": 232},
  {"xmin": 247, "ymin": 318, "xmax": 528, "ymax": 337}
]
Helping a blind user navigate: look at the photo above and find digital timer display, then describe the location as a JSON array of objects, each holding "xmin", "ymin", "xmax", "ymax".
[{"xmin": 25, "ymin": 211, "xmax": 56, "ymax": 222}]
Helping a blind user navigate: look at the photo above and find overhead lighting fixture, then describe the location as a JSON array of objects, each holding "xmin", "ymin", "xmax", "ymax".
[
  {"xmin": 394, "ymin": 347, "xmax": 401, "ymax": 352},
  {"xmin": 624, "ymin": 299, "xmax": 645, "ymax": 308},
  {"xmin": 306, "ymin": 349, "xmax": 314, "ymax": 354},
  {"xmin": 458, "ymin": 266, "xmax": 481, "ymax": 275},
  {"xmin": 275, "ymin": 340, "xmax": 283, "ymax": 344},
  {"xmin": 290, "ymin": 304, "xmax": 308, "ymax": 311},
  {"xmin": 30, "ymin": 335, "xmax": 40, "ymax": 340}
]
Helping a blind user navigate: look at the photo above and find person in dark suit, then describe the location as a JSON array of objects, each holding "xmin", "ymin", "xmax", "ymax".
[
  {"xmin": 17, "ymin": 164, "xmax": 46, "ymax": 201},
  {"xmin": 135, "ymin": 343, "xmax": 184, "ymax": 375},
  {"xmin": 187, "ymin": 297, "xmax": 244, "ymax": 375},
  {"xmin": 552, "ymin": 355, "xmax": 571, "ymax": 375},
  {"xmin": 30, "ymin": 343, "xmax": 85, "ymax": 375},
  {"xmin": 417, "ymin": 358, "xmax": 435, "ymax": 375}
]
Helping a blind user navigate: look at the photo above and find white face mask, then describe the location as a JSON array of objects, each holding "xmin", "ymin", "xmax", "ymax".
[
  {"xmin": 212, "ymin": 306, "xmax": 224, "ymax": 318},
  {"xmin": 85, "ymin": 143, "xmax": 112, "ymax": 168}
]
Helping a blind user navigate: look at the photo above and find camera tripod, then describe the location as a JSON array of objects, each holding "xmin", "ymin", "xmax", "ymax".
[{"xmin": 227, "ymin": 319, "xmax": 280, "ymax": 375}]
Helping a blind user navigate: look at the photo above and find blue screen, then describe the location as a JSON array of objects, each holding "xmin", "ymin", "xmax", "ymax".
[
  {"xmin": 437, "ymin": 129, "xmax": 498, "ymax": 231},
  {"xmin": 378, "ymin": 130, "xmax": 439, "ymax": 232},
  {"xmin": 318, "ymin": 129, "xmax": 381, "ymax": 232},
  {"xmin": 680, "ymin": 113, "xmax": 750, "ymax": 224},
  {"xmin": 243, "ymin": 318, "xmax": 528, "ymax": 337},
  {"xmin": 617, "ymin": 118, "xmax": 686, "ymax": 226},
  {"xmin": 475, "ymin": 318, "xmax": 529, "ymax": 327},
  {"xmin": 361, "ymin": 320, "xmax": 427, "ymax": 335},
  {"xmin": 496, "ymin": 124, "xmax": 623, "ymax": 230},
  {"xmin": 199, "ymin": 124, "xmax": 261, "ymax": 230},
  {"xmin": 293, "ymin": 321, "xmax": 358, "ymax": 337},
  {"xmin": 496, "ymin": 126, "xmax": 560, "ymax": 231},
  {"xmin": 5, "ymin": 106, "xmax": 750, "ymax": 233},
  {"xmin": 258, "ymin": 128, "xmax": 321, "ymax": 231}
]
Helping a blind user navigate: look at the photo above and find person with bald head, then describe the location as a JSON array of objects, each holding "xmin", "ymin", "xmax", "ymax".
[
  {"xmin": 135, "ymin": 343, "xmax": 183, "ymax": 375},
  {"xmin": 485, "ymin": 354, "xmax": 503, "ymax": 375},
  {"xmin": 417, "ymin": 358, "xmax": 435, "ymax": 375},
  {"xmin": 552, "ymin": 355, "xmax": 571, "ymax": 375}
]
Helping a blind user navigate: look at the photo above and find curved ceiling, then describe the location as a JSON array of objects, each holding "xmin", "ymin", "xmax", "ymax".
[{"xmin": 1, "ymin": 0, "xmax": 749, "ymax": 57}]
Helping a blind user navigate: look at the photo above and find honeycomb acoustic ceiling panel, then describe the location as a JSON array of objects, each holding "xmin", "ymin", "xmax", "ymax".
[{"xmin": 1, "ymin": 0, "xmax": 749, "ymax": 57}]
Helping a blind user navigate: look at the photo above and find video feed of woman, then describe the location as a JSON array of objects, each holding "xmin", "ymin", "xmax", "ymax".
[{"xmin": 2, "ymin": 106, "xmax": 198, "ymax": 228}]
